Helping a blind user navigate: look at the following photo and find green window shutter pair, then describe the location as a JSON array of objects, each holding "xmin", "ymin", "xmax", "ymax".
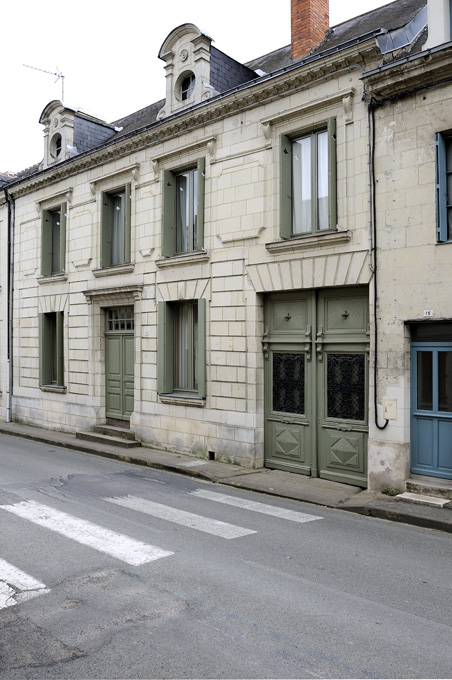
[
  {"xmin": 161, "ymin": 159, "xmax": 205, "ymax": 256},
  {"xmin": 279, "ymin": 119, "xmax": 336, "ymax": 238},
  {"xmin": 436, "ymin": 132, "xmax": 448, "ymax": 242},
  {"xmin": 157, "ymin": 299, "xmax": 206, "ymax": 399},
  {"xmin": 39, "ymin": 312, "xmax": 64, "ymax": 386},
  {"xmin": 100, "ymin": 184, "xmax": 131, "ymax": 267},
  {"xmin": 41, "ymin": 202, "xmax": 67, "ymax": 275}
]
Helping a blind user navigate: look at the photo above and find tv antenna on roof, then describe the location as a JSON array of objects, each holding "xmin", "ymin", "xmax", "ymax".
[{"xmin": 23, "ymin": 64, "xmax": 65, "ymax": 102}]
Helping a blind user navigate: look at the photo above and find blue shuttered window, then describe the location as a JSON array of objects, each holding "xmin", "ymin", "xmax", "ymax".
[{"xmin": 435, "ymin": 132, "xmax": 452, "ymax": 242}]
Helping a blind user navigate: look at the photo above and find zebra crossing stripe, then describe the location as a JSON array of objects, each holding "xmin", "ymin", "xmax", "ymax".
[
  {"xmin": 0, "ymin": 501, "xmax": 173, "ymax": 566},
  {"xmin": 104, "ymin": 495, "xmax": 257, "ymax": 539},
  {"xmin": 190, "ymin": 489, "xmax": 323, "ymax": 523},
  {"xmin": 0, "ymin": 557, "xmax": 49, "ymax": 610}
]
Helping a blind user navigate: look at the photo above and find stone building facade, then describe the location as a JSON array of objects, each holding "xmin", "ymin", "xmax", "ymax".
[{"xmin": 1, "ymin": 0, "xmax": 451, "ymax": 493}]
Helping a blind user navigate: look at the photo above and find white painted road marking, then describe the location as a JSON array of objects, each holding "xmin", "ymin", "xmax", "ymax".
[
  {"xmin": 104, "ymin": 495, "xmax": 257, "ymax": 539},
  {"xmin": 0, "ymin": 501, "xmax": 173, "ymax": 566},
  {"xmin": 0, "ymin": 557, "xmax": 49, "ymax": 610},
  {"xmin": 190, "ymin": 489, "xmax": 323, "ymax": 523}
]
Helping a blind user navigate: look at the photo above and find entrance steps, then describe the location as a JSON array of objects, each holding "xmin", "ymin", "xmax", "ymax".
[
  {"xmin": 76, "ymin": 424, "xmax": 140, "ymax": 449},
  {"xmin": 396, "ymin": 475, "xmax": 452, "ymax": 508}
]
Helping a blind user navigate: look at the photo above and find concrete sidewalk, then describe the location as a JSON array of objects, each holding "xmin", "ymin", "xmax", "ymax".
[{"xmin": 1, "ymin": 420, "xmax": 452, "ymax": 535}]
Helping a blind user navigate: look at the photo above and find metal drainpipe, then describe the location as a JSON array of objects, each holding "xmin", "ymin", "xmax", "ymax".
[
  {"xmin": 369, "ymin": 104, "xmax": 389, "ymax": 430},
  {"xmin": 4, "ymin": 188, "xmax": 14, "ymax": 423}
]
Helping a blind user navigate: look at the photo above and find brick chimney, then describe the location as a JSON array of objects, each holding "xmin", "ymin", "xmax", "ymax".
[{"xmin": 291, "ymin": 0, "xmax": 329, "ymax": 61}]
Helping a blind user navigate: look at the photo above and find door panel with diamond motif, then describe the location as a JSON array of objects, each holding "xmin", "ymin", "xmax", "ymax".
[{"xmin": 264, "ymin": 289, "xmax": 369, "ymax": 487}]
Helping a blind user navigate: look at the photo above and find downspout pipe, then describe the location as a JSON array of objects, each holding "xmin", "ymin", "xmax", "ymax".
[
  {"xmin": 369, "ymin": 103, "xmax": 389, "ymax": 430},
  {"xmin": 4, "ymin": 187, "xmax": 14, "ymax": 423}
]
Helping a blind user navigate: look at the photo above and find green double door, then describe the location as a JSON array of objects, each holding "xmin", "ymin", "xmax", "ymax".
[
  {"xmin": 264, "ymin": 288, "xmax": 369, "ymax": 487},
  {"xmin": 105, "ymin": 308, "xmax": 135, "ymax": 421}
]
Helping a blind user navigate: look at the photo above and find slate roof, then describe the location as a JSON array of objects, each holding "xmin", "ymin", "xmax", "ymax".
[{"xmin": 312, "ymin": 0, "xmax": 427, "ymax": 55}]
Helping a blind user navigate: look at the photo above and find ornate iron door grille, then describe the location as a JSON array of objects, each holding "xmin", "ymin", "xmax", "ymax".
[
  {"xmin": 272, "ymin": 352, "xmax": 305, "ymax": 415},
  {"xmin": 327, "ymin": 354, "xmax": 365, "ymax": 420}
]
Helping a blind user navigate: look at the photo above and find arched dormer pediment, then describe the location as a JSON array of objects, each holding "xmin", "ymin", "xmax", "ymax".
[
  {"xmin": 158, "ymin": 23, "xmax": 211, "ymax": 60},
  {"xmin": 39, "ymin": 100, "xmax": 78, "ymax": 169},
  {"xmin": 157, "ymin": 23, "xmax": 218, "ymax": 119}
]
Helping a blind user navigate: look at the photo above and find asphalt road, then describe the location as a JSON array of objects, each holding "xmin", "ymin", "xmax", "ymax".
[{"xmin": 0, "ymin": 432, "xmax": 451, "ymax": 679}]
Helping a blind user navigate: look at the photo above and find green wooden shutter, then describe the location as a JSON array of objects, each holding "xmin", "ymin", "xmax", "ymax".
[
  {"xmin": 280, "ymin": 134, "xmax": 292, "ymax": 239},
  {"xmin": 59, "ymin": 202, "xmax": 67, "ymax": 273},
  {"xmin": 162, "ymin": 170, "xmax": 176, "ymax": 257},
  {"xmin": 197, "ymin": 298, "xmax": 206, "ymax": 399},
  {"xmin": 157, "ymin": 302, "xmax": 174, "ymax": 393},
  {"xmin": 436, "ymin": 132, "xmax": 448, "ymax": 242},
  {"xmin": 327, "ymin": 118, "xmax": 337, "ymax": 230},
  {"xmin": 39, "ymin": 313, "xmax": 45, "ymax": 384},
  {"xmin": 56, "ymin": 311, "xmax": 64, "ymax": 386},
  {"xmin": 124, "ymin": 183, "xmax": 132, "ymax": 262},
  {"xmin": 41, "ymin": 210, "xmax": 52, "ymax": 276},
  {"xmin": 101, "ymin": 192, "xmax": 111, "ymax": 267},
  {"xmin": 196, "ymin": 158, "xmax": 205, "ymax": 250}
]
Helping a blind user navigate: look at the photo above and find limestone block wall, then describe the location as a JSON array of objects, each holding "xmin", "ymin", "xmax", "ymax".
[
  {"xmin": 367, "ymin": 83, "xmax": 452, "ymax": 490},
  {"xmin": 10, "ymin": 61, "xmax": 377, "ymax": 470}
]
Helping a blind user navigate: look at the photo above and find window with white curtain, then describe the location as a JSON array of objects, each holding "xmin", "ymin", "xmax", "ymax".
[{"xmin": 280, "ymin": 119, "xmax": 336, "ymax": 238}]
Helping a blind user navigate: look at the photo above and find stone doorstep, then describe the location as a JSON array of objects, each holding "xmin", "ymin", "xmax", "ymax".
[
  {"xmin": 406, "ymin": 475, "xmax": 452, "ymax": 500},
  {"xmin": 75, "ymin": 431, "xmax": 140, "ymax": 449},
  {"xmin": 395, "ymin": 492, "xmax": 451, "ymax": 508}
]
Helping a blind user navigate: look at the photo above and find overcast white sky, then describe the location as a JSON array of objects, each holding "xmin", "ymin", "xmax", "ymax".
[{"xmin": 2, "ymin": 0, "xmax": 391, "ymax": 174}]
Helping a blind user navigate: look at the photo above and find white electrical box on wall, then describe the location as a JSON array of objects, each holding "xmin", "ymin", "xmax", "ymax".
[{"xmin": 383, "ymin": 399, "xmax": 397, "ymax": 420}]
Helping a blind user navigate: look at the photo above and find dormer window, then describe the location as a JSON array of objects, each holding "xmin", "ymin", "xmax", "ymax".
[
  {"xmin": 50, "ymin": 133, "xmax": 62, "ymax": 159},
  {"xmin": 180, "ymin": 73, "xmax": 195, "ymax": 101}
]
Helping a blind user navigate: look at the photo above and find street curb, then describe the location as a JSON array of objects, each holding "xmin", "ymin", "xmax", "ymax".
[
  {"xmin": 0, "ymin": 427, "xmax": 217, "ymax": 482},
  {"xmin": 2, "ymin": 424, "xmax": 452, "ymax": 534}
]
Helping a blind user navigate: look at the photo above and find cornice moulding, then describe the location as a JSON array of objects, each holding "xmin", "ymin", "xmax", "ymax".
[
  {"xmin": 260, "ymin": 88, "xmax": 355, "ymax": 127},
  {"xmin": 83, "ymin": 283, "xmax": 144, "ymax": 303},
  {"xmin": 11, "ymin": 41, "xmax": 380, "ymax": 198},
  {"xmin": 363, "ymin": 45, "xmax": 452, "ymax": 101},
  {"xmin": 89, "ymin": 164, "xmax": 140, "ymax": 194}
]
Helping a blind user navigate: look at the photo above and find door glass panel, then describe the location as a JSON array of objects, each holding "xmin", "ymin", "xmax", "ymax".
[
  {"xmin": 327, "ymin": 354, "xmax": 365, "ymax": 420},
  {"xmin": 107, "ymin": 307, "xmax": 134, "ymax": 331},
  {"xmin": 439, "ymin": 351, "xmax": 452, "ymax": 412},
  {"xmin": 272, "ymin": 353, "xmax": 305, "ymax": 414},
  {"xmin": 417, "ymin": 351, "xmax": 433, "ymax": 410}
]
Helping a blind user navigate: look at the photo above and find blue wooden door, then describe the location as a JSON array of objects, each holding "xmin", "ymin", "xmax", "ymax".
[{"xmin": 411, "ymin": 342, "xmax": 452, "ymax": 479}]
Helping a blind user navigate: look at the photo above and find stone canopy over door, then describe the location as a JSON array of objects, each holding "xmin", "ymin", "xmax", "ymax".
[{"xmin": 264, "ymin": 287, "xmax": 369, "ymax": 487}]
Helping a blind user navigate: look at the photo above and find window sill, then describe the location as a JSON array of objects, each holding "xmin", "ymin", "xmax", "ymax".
[
  {"xmin": 92, "ymin": 263, "xmax": 135, "ymax": 277},
  {"xmin": 37, "ymin": 273, "xmax": 68, "ymax": 284},
  {"xmin": 266, "ymin": 230, "xmax": 351, "ymax": 254},
  {"xmin": 159, "ymin": 393, "xmax": 206, "ymax": 407},
  {"xmin": 156, "ymin": 250, "xmax": 209, "ymax": 268},
  {"xmin": 39, "ymin": 385, "xmax": 67, "ymax": 394}
]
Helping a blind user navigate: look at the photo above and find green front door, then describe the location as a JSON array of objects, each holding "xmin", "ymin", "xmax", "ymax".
[
  {"xmin": 264, "ymin": 288, "xmax": 369, "ymax": 487},
  {"xmin": 105, "ymin": 308, "xmax": 135, "ymax": 421}
]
